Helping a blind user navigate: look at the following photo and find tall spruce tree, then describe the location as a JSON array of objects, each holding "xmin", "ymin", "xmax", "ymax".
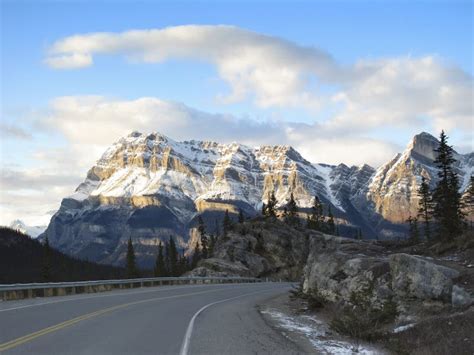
[
  {"xmin": 432, "ymin": 131, "xmax": 465, "ymax": 240},
  {"xmin": 168, "ymin": 236, "xmax": 178, "ymax": 276},
  {"xmin": 41, "ymin": 237, "xmax": 52, "ymax": 281},
  {"xmin": 191, "ymin": 240, "xmax": 201, "ymax": 269},
  {"xmin": 266, "ymin": 191, "xmax": 278, "ymax": 218},
  {"xmin": 407, "ymin": 216, "xmax": 420, "ymax": 244},
  {"xmin": 223, "ymin": 209, "xmax": 232, "ymax": 235},
  {"xmin": 197, "ymin": 216, "xmax": 209, "ymax": 259},
  {"xmin": 286, "ymin": 192, "xmax": 299, "ymax": 225},
  {"xmin": 417, "ymin": 176, "xmax": 434, "ymax": 241},
  {"xmin": 327, "ymin": 206, "xmax": 336, "ymax": 234},
  {"xmin": 238, "ymin": 209, "xmax": 245, "ymax": 223},
  {"xmin": 308, "ymin": 195, "xmax": 324, "ymax": 231},
  {"xmin": 154, "ymin": 241, "xmax": 166, "ymax": 277},
  {"xmin": 126, "ymin": 237, "xmax": 139, "ymax": 279}
]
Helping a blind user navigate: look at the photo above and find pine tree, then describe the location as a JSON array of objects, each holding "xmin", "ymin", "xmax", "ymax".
[
  {"xmin": 246, "ymin": 240, "xmax": 253, "ymax": 252},
  {"xmin": 41, "ymin": 237, "xmax": 52, "ymax": 281},
  {"xmin": 126, "ymin": 237, "xmax": 139, "ymax": 279},
  {"xmin": 223, "ymin": 209, "xmax": 232, "ymax": 235},
  {"xmin": 266, "ymin": 191, "xmax": 278, "ymax": 218},
  {"xmin": 407, "ymin": 216, "xmax": 420, "ymax": 244},
  {"xmin": 154, "ymin": 241, "xmax": 166, "ymax": 277},
  {"xmin": 286, "ymin": 192, "xmax": 299, "ymax": 225},
  {"xmin": 164, "ymin": 240, "xmax": 170, "ymax": 275},
  {"xmin": 417, "ymin": 176, "xmax": 434, "ymax": 241},
  {"xmin": 261, "ymin": 202, "xmax": 267, "ymax": 216},
  {"xmin": 308, "ymin": 195, "xmax": 324, "ymax": 231},
  {"xmin": 208, "ymin": 235, "xmax": 216, "ymax": 257},
  {"xmin": 168, "ymin": 236, "xmax": 178, "ymax": 276},
  {"xmin": 191, "ymin": 240, "xmax": 201, "ymax": 269},
  {"xmin": 432, "ymin": 131, "xmax": 465, "ymax": 240},
  {"xmin": 327, "ymin": 206, "xmax": 336, "ymax": 235},
  {"xmin": 238, "ymin": 209, "xmax": 245, "ymax": 223},
  {"xmin": 197, "ymin": 216, "xmax": 208, "ymax": 259},
  {"xmin": 214, "ymin": 218, "xmax": 220, "ymax": 237}
]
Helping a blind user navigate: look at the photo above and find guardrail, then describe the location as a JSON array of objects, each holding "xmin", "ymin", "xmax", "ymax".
[{"xmin": 0, "ymin": 276, "xmax": 263, "ymax": 301}]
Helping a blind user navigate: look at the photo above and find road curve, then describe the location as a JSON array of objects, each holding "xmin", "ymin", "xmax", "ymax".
[{"xmin": 0, "ymin": 282, "xmax": 298, "ymax": 354}]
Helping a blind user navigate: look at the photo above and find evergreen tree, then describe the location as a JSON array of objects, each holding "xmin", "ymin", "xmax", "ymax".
[
  {"xmin": 327, "ymin": 206, "xmax": 336, "ymax": 234},
  {"xmin": 238, "ymin": 209, "xmax": 245, "ymax": 223},
  {"xmin": 261, "ymin": 202, "xmax": 267, "ymax": 216},
  {"xmin": 208, "ymin": 235, "xmax": 216, "ymax": 257},
  {"xmin": 308, "ymin": 195, "xmax": 324, "ymax": 231},
  {"xmin": 246, "ymin": 240, "xmax": 253, "ymax": 252},
  {"xmin": 168, "ymin": 236, "xmax": 178, "ymax": 276},
  {"xmin": 432, "ymin": 131, "xmax": 465, "ymax": 240},
  {"xmin": 417, "ymin": 176, "xmax": 434, "ymax": 241},
  {"xmin": 154, "ymin": 241, "xmax": 166, "ymax": 277},
  {"xmin": 407, "ymin": 216, "xmax": 420, "ymax": 244},
  {"xmin": 254, "ymin": 233, "xmax": 265, "ymax": 255},
  {"xmin": 191, "ymin": 240, "xmax": 201, "ymax": 269},
  {"xmin": 197, "ymin": 216, "xmax": 208, "ymax": 259},
  {"xmin": 286, "ymin": 192, "xmax": 299, "ymax": 225},
  {"xmin": 126, "ymin": 237, "xmax": 139, "ymax": 279},
  {"xmin": 164, "ymin": 240, "xmax": 170, "ymax": 275},
  {"xmin": 41, "ymin": 237, "xmax": 52, "ymax": 281},
  {"xmin": 265, "ymin": 191, "xmax": 278, "ymax": 218},
  {"xmin": 223, "ymin": 209, "xmax": 232, "ymax": 235},
  {"xmin": 214, "ymin": 218, "xmax": 220, "ymax": 237}
]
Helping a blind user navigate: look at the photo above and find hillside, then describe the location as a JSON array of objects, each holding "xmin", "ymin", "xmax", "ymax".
[{"xmin": 0, "ymin": 227, "xmax": 124, "ymax": 284}]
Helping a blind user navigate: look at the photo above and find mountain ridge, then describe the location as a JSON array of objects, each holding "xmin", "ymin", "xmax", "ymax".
[{"xmin": 40, "ymin": 131, "xmax": 473, "ymax": 267}]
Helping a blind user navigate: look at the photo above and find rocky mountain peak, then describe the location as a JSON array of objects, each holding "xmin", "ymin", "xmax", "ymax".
[{"xmin": 406, "ymin": 131, "xmax": 440, "ymax": 161}]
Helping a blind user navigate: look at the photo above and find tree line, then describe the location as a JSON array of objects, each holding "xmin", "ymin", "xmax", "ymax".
[{"xmin": 407, "ymin": 130, "xmax": 474, "ymax": 244}]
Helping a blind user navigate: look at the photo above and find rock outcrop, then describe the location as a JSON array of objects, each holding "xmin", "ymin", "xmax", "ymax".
[{"xmin": 302, "ymin": 234, "xmax": 473, "ymax": 313}]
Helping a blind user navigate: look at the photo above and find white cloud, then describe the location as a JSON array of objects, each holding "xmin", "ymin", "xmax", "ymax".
[{"xmin": 45, "ymin": 25, "xmax": 473, "ymax": 135}]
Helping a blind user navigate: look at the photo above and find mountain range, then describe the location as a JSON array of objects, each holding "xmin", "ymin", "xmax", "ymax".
[{"xmin": 39, "ymin": 131, "xmax": 473, "ymax": 268}]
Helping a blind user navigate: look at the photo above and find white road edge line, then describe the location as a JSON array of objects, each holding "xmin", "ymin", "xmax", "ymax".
[
  {"xmin": 0, "ymin": 283, "xmax": 254, "ymax": 313},
  {"xmin": 179, "ymin": 287, "xmax": 279, "ymax": 355}
]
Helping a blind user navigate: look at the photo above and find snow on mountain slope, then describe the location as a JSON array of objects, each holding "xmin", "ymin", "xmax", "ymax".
[{"xmin": 9, "ymin": 220, "xmax": 46, "ymax": 238}]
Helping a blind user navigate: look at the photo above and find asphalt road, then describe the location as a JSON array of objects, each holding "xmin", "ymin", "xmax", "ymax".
[{"xmin": 0, "ymin": 282, "xmax": 299, "ymax": 354}]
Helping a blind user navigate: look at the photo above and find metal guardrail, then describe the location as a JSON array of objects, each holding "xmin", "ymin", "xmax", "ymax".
[{"xmin": 0, "ymin": 276, "xmax": 263, "ymax": 301}]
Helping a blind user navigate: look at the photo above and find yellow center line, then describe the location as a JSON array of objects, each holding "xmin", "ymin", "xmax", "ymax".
[{"xmin": 0, "ymin": 286, "xmax": 257, "ymax": 352}]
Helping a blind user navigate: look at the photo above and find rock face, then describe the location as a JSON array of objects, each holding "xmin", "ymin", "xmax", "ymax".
[
  {"xmin": 302, "ymin": 235, "xmax": 473, "ymax": 311},
  {"xmin": 188, "ymin": 220, "xmax": 309, "ymax": 280},
  {"xmin": 40, "ymin": 131, "xmax": 473, "ymax": 267}
]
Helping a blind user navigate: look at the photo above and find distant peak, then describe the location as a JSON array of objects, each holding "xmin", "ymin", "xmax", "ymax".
[{"xmin": 406, "ymin": 131, "xmax": 440, "ymax": 161}]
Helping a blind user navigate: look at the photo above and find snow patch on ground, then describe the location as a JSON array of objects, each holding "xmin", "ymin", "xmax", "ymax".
[{"xmin": 261, "ymin": 308, "xmax": 382, "ymax": 354}]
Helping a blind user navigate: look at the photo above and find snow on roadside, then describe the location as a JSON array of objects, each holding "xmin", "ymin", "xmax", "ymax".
[{"xmin": 261, "ymin": 308, "xmax": 383, "ymax": 354}]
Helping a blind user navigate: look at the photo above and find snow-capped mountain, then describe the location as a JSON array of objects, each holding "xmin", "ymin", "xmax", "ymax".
[
  {"xmin": 355, "ymin": 132, "xmax": 473, "ymax": 230},
  {"xmin": 40, "ymin": 131, "xmax": 473, "ymax": 267},
  {"xmin": 9, "ymin": 220, "xmax": 46, "ymax": 238}
]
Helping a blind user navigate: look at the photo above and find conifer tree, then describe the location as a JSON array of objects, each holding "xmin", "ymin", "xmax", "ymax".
[
  {"xmin": 197, "ymin": 216, "xmax": 208, "ymax": 259},
  {"xmin": 223, "ymin": 209, "xmax": 232, "ymax": 235},
  {"xmin": 208, "ymin": 235, "xmax": 216, "ymax": 257},
  {"xmin": 154, "ymin": 241, "xmax": 166, "ymax": 277},
  {"xmin": 327, "ymin": 206, "xmax": 336, "ymax": 234},
  {"xmin": 238, "ymin": 209, "xmax": 245, "ymax": 223},
  {"xmin": 168, "ymin": 236, "xmax": 178, "ymax": 276},
  {"xmin": 164, "ymin": 240, "xmax": 170, "ymax": 275},
  {"xmin": 191, "ymin": 240, "xmax": 201, "ymax": 269},
  {"xmin": 126, "ymin": 237, "xmax": 139, "ymax": 279},
  {"xmin": 407, "ymin": 216, "xmax": 420, "ymax": 244},
  {"xmin": 432, "ymin": 131, "xmax": 465, "ymax": 240},
  {"xmin": 417, "ymin": 176, "xmax": 434, "ymax": 241},
  {"xmin": 265, "ymin": 191, "xmax": 278, "ymax": 218},
  {"xmin": 286, "ymin": 192, "xmax": 299, "ymax": 225},
  {"xmin": 214, "ymin": 218, "xmax": 220, "ymax": 237},
  {"xmin": 41, "ymin": 237, "xmax": 52, "ymax": 281},
  {"xmin": 261, "ymin": 202, "xmax": 267, "ymax": 216},
  {"xmin": 308, "ymin": 195, "xmax": 324, "ymax": 231}
]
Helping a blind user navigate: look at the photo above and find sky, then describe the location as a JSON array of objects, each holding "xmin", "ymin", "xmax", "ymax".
[{"xmin": 0, "ymin": 0, "xmax": 473, "ymax": 226}]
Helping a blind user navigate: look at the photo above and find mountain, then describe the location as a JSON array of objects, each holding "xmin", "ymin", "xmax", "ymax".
[
  {"xmin": 40, "ymin": 131, "xmax": 473, "ymax": 268},
  {"xmin": 353, "ymin": 132, "xmax": 473, "ymax": 237},
  {"xmin": 0, "ymin": 227, "xmax": 124, "ymax": 283},
  {"xmin": 9, "ymin": 219, "xmax": 46, "ymax": 238}
]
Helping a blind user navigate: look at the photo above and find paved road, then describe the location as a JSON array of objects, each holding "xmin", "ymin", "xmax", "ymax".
[{"xmin": 0, "ymin": 282, "xmax": 299, "ymax": 354}]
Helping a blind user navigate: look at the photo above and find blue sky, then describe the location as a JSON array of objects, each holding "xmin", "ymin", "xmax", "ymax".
[{"xmin": 1, "ymin": 0, "xmax": 473, "ymax": 225}]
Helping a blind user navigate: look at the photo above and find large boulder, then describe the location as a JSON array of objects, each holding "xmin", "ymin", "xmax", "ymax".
[{"xmin": 389, "ymin": 253, "xmax": 459, "ymax": 302}]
